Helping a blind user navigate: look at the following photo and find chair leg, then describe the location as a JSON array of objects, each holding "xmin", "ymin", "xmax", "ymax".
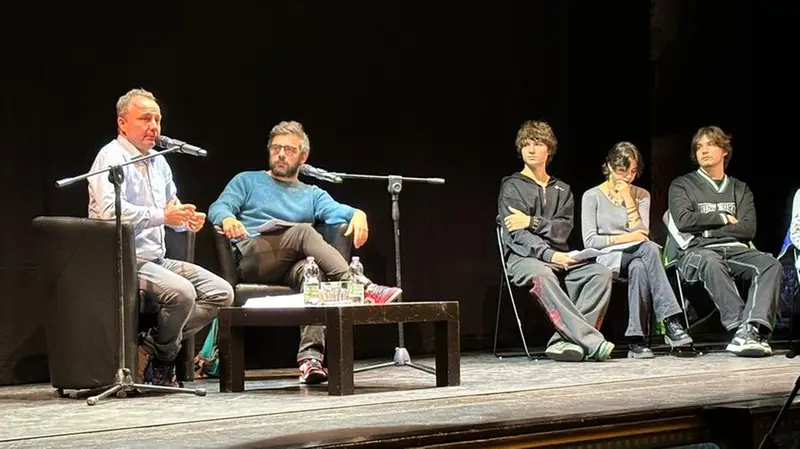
[
  {"xmin": 505, "ymin": 278, "xmax": 533, "ymax": 360},
  {"xmin": 672, "ymin": 268, "xmax": 700, "ymax": 355},
  {"xmin": 493, "ymin": 273, "xmax": 504, "ymax": 358},
  {"xmin": 674, "ymin": 269, "xmax": 691, "ymax": 330}
]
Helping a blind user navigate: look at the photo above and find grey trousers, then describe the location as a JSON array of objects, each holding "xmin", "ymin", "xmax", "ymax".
[
  {"xmin": 236, "ymin": 224, "xmax": 355, "ymax": 363},
  {"xmin": 677, "ymin": 245, "xmax": 781, "ymax": 331},
  {"xmin": 619, "ymin": 241, "xmax": 684, "ymax": 338},
  {"xmin": 138, "ymin": 258, "xmax": 234, "ymax": 362},
  {"xmin": 506, "ymin": 255, "xmax": 613, "ymax": 355}
]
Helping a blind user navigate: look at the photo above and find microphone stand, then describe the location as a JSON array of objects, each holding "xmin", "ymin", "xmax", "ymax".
[
  {"xmin": 56, "ymin": 146, "xmax": 207, "ymax": 405},
  {"xmin": 758, "ymin": 374, "xmax": 800, "ymax": 449},
  {"xmin": 328, "ymin": 170, "xmax": 445, "ymax": 376}
]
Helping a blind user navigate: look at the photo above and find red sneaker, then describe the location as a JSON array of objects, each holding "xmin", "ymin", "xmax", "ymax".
[
  {"xmin": 299, "ymin": 358, "xmax": 327, "ymax": 384},
  {"xmin": 365, "ymin": 285, "xmax": 402, "ymax": 304}
]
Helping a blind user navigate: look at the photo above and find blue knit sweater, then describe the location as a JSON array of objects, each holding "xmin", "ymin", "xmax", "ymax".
[{"xmin": 208, "ymin": 171, "xmax": 356, "ymax": 237}]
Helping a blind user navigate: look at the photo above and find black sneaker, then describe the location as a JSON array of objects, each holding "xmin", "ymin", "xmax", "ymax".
[
  {"xmin": 663, "ymin": 317, "xmax": 693, "ymax": 348},
  {"xmin": 726, "ymin": 324, "xmax": 768, "ymax": 357},
  {"xmin": 151, "ymin": 360, "xmax": 179, "ymax": 387},
  {"xmin": 627, "ymin": 343, "xmax": 655, "ymax": 359}
]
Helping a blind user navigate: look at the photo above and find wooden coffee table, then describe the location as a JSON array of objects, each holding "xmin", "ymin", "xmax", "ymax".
[{"xmin": 217, "ymin": 301, "xmax": 460, "ymax": 396}]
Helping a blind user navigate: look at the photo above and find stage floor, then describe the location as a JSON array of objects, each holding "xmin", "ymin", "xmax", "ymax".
[{"xmin": 1, "ymin": 351, "xmax": 799, "ymax": 448}]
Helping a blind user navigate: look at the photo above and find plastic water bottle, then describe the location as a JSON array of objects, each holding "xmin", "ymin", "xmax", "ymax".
[
  {"xmin": 302, "ymin": 257, "xmax": 321, "ymax": 305},
  {"xmin": 347, "ymin": 256, "xmax": 365, "ymax": 304}
]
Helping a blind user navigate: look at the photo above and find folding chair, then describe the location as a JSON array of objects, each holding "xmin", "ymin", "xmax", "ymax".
[
  {"xmin": 493, "ymin": 220, "xmax": 533, "ymax": 359},
  {"xmin": 662, "ymin": 233, "xmax": 693, "ymax": 330},
  {"xmin": 777, "ymin": 229, "xmax": 799, "ymax": 345}
]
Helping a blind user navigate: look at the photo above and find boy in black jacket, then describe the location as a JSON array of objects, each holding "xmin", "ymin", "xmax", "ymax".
[
  {"xmin": 498, "ymin": 120, "xmax": 615, "ymax": 362},
  {"xmin": 667, "ymin": 125, "xmax": 780, "ymax": 357}
]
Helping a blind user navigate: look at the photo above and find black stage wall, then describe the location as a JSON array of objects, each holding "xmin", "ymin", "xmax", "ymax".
[{"xmin": 1, "ymin": 2, "xmax": 794, "ymax": 385}]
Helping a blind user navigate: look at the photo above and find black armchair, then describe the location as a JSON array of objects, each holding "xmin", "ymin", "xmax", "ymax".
[
  {"xmin": 31, "ymin": 216, "xmax": 196, "ymax": 394},
  {"xmin": 211, "ymin": 223, "xmax": 353, "ymax": 305}
]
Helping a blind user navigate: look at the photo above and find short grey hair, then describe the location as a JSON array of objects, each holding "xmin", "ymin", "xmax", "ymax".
[
  {"xmin": 116, "ymin": 88, "xmax": 157, "ymax": 117},
  {"xmin": 269, "ymin": 121, "xmax": 311, "ymax": 154}
]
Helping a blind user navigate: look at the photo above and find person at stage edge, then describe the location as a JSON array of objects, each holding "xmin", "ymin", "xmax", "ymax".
[
  {"xmin": 581, "ymin": 142, "xmax": 693, "ymax": 359},
  {"xmin": 87, "ymin": 88, "xmax": 234, "ymax": 387},
  {"xmin": 498, "ymin": 120, "xmax": 615, "ymax": 362},
  {"xmin": 667, "ymin": 125, "xmax": 780, "ymax": 357},
  {"xmin": 207, "ymin": 120, "xmax": 403, "ymax": 384}
]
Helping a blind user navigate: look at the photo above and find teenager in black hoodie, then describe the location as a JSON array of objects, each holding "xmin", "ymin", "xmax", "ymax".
[
  {"xmin": 667, "ymin": 125, "xmax": 780, "ymax": 357},
  {"xmin": 498, "ymin": 120, "xmax": 615, "ymax": 362}
]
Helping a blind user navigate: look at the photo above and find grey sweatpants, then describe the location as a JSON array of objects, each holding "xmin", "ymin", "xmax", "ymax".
[
  {"xmin": 506, "ymin": 255, "xmax": 613, "ymax": 355},
  {"xmin": 619, "ymin": 241, "xmax": 684, "ymax": 338},
  {"xmin": 677, "ymin": 245, "xmax": 781, "ymax": 331},
  {"xmin": 138, "ymin": 258, "xmax": 234, "ymax": 362}
]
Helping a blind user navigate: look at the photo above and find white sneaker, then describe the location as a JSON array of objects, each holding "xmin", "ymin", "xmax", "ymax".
[
  {"xmin": 545, "ymin": 341, "xmax": 585, "ymax": 362},
  {"xmin": 726, "ymin": 324, "xmax": 768, "ymax": 357}
]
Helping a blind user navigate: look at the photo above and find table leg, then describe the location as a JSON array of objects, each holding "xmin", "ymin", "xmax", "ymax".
[
  {"xmin": 219, "ymin": 314, "xmax": 245, "ymax": 393},
  {"xmin": 435, "ymin": 318, "xmax": 460, "ymax": 387},
  {"xmin": 326, "ymin": 311, "xmax": 355, "ymax": 396}
]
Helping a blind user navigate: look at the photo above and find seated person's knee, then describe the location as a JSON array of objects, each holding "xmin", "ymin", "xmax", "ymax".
[
  {"xmin": 640, "ymin": 240, "xmax": 661, "ymax": 256},
  {"xmin": 171, "ymin": 281, "xmax": 197, "ymax": 313}
]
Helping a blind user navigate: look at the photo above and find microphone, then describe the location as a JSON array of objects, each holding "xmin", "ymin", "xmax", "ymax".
[
  {"xmin": 299, "ymin": 164, "xmax": 343, "ymax": 183},
  {"xmin": 155, "ymin": 135, "xmax": 208, "ymax": 157}
]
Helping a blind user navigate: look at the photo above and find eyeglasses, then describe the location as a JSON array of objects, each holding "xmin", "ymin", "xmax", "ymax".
[{"xmin": 269, "ymin": 144, "xmax": 299, "ymax": 155}]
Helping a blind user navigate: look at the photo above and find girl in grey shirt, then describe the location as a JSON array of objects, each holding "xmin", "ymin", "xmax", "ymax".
[{"xmin": 581, "ymin": 142, "xmax": 693, "ymax": 358}]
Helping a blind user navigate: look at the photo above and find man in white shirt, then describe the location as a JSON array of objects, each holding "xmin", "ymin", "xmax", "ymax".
[{"xmin": 88, "ymin": 88, "xmax": 233, "ymax": 386}]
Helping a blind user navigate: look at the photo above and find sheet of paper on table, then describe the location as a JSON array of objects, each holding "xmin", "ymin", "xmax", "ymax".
[{"xmin": 243, "ymin": 293, "xmax": 305, "ymax": 308}]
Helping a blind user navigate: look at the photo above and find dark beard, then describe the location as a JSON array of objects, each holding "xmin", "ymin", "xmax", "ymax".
[{"xmin": 270, "ymin": 160, "xmax": 300, "ymax": 178}]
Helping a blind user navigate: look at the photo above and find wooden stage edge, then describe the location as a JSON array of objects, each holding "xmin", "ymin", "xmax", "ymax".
[{"xmin": 2, "ymin": 352, "xmax": 800, "ymax": 449}]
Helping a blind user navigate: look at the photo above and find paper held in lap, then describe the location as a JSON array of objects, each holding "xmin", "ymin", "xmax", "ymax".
[
  {"xmin": 256, "ymin": 219, "xmax": 298, "ymax": 234},
  {"xmin": 566, "ymin": 241, "xmax": 661, "ymax": 261}
]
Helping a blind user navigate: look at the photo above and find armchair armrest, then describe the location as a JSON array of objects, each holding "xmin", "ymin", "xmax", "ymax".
[
  {"xmin": 211, "ymin": 225, "xmax": 238, "ymax": 286},
  {"xmin": 31, "ymin": 216, "xmax": 140, "ymax": 388},
  {"xmin": 164, "ymin": 227, "xmax": 196, "ymax": 263},
  {"xmin": 315, "ymin": 222, "xmax": 353, "ymax": 261}
]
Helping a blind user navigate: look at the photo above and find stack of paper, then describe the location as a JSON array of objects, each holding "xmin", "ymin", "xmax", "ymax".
[
  {"xmin": 256, "ymin": 219, "xmax": 299, "ymax": 234},
  {"xmin": 243, "ymin": 293, "xmax": 305, "ymax": 308},
  {"xmin": 566, "ymin": 241, "xmax": 660, "ymax": 261}
]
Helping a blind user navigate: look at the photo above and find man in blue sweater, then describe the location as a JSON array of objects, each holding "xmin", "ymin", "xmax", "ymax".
[{"xmin": 208, "ymin": 120, "xmax": 402, "ymax": 384}]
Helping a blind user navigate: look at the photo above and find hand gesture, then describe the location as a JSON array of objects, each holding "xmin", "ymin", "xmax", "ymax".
[
  {"xmin": 164, "ymin": 199, "xmax": 195, "ymax": 227},
  {"xmin": 551, "ymin": 252, "xmax": 578, "ymax": 269},
  {"xmin": 345, "ymin": 209, "xmax": 369, "ymax": 249},
  {"xmin": 628, "ymin": 229, "xmax": 649, "ymax": 242},
  {"xmin": 727, "ymin": 215, "xmax": 739, "ymax": 224},
  {"xmin": 221, "ymin": 216, "xmax": 248, "ymax": 239},
  {"xmin": 505, "ymin": 207, "xmax": 532, "ymax": 232},
  {"xmin": 187, "ymin": 211, "xmax": 206, "ymax": 232},
  {"xmin": 614, "ymin": 180, "xmax": 633, "ymax": 201}
]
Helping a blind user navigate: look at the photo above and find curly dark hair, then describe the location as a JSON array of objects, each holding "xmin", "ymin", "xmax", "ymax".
[
  {"xmin": 515, "ymin": 120, "xmax": 558, "ymax": 165},
  {"xmin": 602, "ymin": 141, "xmax": 644, "ymax": 178},
  {"xmin": 690, "ymin": 125, "xmax": 733, "ymax": 168}
]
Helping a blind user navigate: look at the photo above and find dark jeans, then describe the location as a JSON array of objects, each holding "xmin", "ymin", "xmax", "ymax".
[
  {"xmin": 677, "ymin": 245, "xmax": 781, "ymax": 331},
  {"xmin": 138, "ymin": 258, "xmax": 234, "ymax": 362},
  {"xmin": 236, "ymin": 224, "xmax": 356, "ymax": 363},
  {"xmin": 506, "ymin": 255, "xmax": 613, "ymax": 355},
  {"xmin": 619, "ymin": 241, "xmax": 684, "ymax": 338}
]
